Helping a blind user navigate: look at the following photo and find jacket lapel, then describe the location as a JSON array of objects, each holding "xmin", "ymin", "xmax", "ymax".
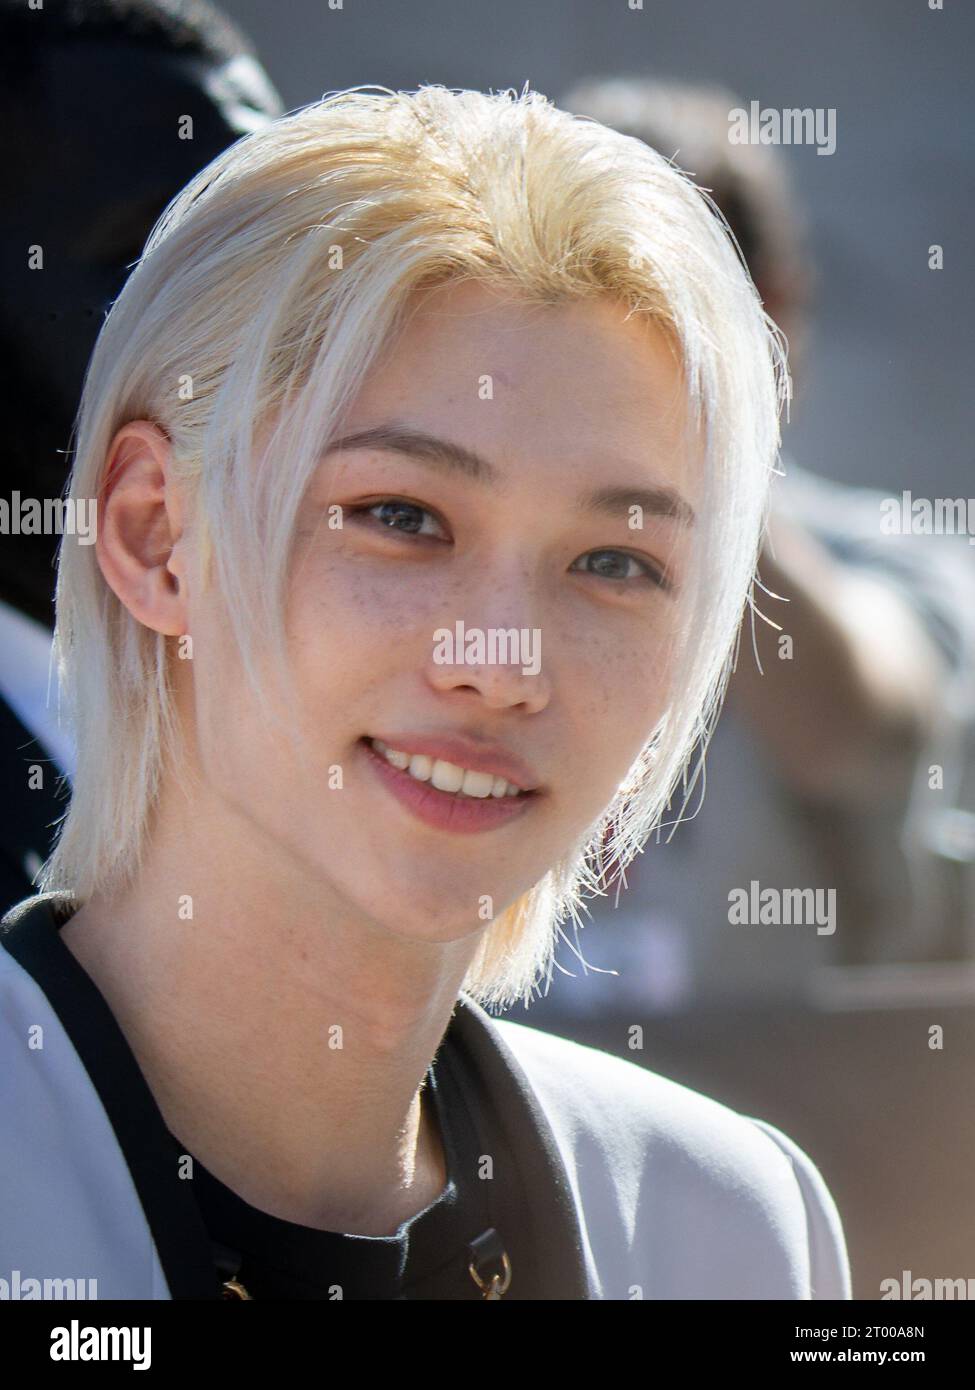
[
  {"xmin": 451, "ymin": 993, "xmax": 595, "ymax": 1298},
  {"xmin": 0, "ymin": 697, "xmax": 69, "ymax": 912},
  {"xmin": 1, "ymin": 893, "xmax": 223, "ymax": 1299}
]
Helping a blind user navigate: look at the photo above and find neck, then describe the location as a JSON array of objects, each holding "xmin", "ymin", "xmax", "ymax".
[{"xmin": 59, "ymin": 771, "xmax": 480, "ymax": 1236}]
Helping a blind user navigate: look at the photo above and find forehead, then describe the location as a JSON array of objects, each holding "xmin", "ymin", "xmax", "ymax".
[{"xmin": 337, "ymin": 279, "xmax": 702, "ymax": 501}]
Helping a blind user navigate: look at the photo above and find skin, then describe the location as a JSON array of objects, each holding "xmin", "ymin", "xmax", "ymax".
[{"xmin": 61, "ymin": 279, "xmax": 700, "ymax": 1236}]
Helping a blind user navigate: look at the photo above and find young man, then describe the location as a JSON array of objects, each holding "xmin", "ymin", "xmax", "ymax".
[{"xmin": 1, "ymin": 84, "xmax": 850, "ymax": 1301}]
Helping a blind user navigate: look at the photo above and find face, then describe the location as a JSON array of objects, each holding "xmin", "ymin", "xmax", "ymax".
[{"xmin": 180, "ymin": 280, "xmax": 700, "ymax": 940}]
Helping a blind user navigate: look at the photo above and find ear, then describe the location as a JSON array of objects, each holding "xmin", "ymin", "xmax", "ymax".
[{"xmin": 94, "ymin": 420, "xmax": 192, "ymax": 638}]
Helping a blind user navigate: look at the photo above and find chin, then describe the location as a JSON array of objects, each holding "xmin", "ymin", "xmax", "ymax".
[{"xmin": 374, "ymin": 895, "xmax": 490, "ymax": 945}]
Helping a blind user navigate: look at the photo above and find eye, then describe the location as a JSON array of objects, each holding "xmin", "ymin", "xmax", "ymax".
[
  {"xmin": 572, "ymin": 548, "xmax": 671, "ymax": 591},
  {"xmin": 347, "ymin": 498, "xmax": 448, "ymax": 540}
]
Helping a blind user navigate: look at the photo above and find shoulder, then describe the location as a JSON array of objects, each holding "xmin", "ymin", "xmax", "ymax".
[
  {"xmin": 0, "ymin": 903, "xmax": 168, "ymax": 1297},
  {"xmin": 491, "ymin": 1017, "xmax": 851, "ymax": 1299}
]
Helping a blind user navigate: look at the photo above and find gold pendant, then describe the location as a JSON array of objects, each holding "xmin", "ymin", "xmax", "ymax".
[
  {"xmin": 221, "ymin": 1276, "xmax": 253, "ymax": 1299},
  {"xmin": 468, "ymin": 1251, "xmax": 512, "ymax": 1299}
]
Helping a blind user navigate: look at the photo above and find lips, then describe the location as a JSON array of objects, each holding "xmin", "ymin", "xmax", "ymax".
[{"xmin": 359, "ymin": 737, "xmax": 541, "ymax": 835}]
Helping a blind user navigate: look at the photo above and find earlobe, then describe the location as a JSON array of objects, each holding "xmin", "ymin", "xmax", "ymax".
[{"xmin": 94, "ymin": 419, "xmax": 190, "ymax": 638}]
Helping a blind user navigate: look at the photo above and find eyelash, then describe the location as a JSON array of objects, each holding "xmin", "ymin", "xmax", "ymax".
[{"xmin": 345, "ymin": 498, "xmax": 672, "ymax": 592}]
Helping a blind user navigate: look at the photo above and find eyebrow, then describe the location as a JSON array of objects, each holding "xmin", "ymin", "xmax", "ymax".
[{"xmin": 324, "ymin": 422, "xmax": 696, "ymax": 527}]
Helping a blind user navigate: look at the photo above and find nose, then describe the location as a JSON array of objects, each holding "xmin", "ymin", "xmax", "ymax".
[{"xmin": 425, "ymin": 619, "xmax": 551, "ymax": 713}]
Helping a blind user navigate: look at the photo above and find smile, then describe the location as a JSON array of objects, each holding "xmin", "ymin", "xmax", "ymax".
[
  {"xmin": 360, "ymin": 737, "xmax": 539, "ymax": 835},
  {"xmin": 370, "ymin": 737, "xmax": 526, "ymax": 799}
]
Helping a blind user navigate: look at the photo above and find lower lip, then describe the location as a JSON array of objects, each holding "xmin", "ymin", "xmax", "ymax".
[{"xmin": 360, "ymin": 738, "xmax": 539, "ymax": 835}]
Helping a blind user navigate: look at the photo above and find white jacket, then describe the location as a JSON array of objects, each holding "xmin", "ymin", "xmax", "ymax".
[{"xmin": 0, "ymin": 892, "xmax": 851, "ymax": 1300}]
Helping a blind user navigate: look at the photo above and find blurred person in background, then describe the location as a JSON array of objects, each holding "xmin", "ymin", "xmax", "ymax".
[
  {"xmin": 0, "ymin": 0, "xmax": 283, "ymax": 912},
  {"xmin": 526, "ymin": 76, "xmax": 975, "ymax": 1022}
]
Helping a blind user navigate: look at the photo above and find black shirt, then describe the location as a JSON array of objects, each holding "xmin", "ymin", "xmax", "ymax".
[{"xmin": 166, "ymin": 1034, "xmax": 506, "ymax": 1300}]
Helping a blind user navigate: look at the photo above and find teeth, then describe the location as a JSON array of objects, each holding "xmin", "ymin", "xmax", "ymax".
[
  {"xmin": 430, "ymin": 758, "xmax": 463, "ymax": 794},
  {"xmin": 370, "ymin": 739, "xmax": 522, "ymax": 799},
  {"xmin": 459, "ymin": 768, "xmax": 496, "ymax": 798}
]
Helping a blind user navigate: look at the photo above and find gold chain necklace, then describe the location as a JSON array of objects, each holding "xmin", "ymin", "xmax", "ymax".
[{"xmin": 219, "ymin": 1251, "xmax": 513, "ymax": 1300}]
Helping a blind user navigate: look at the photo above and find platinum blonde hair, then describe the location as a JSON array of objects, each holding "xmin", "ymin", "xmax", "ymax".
[{"xmin": 40, "ymin": 84, "xmax": 788, "ymax": 1010}]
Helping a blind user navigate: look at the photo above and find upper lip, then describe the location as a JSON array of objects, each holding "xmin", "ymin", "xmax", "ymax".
[{"xmin": 366, "ymin": 731, "xmax": 543, "ymax": 793}]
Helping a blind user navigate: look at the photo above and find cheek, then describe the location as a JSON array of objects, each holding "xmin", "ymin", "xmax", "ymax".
[
  {"xmin": 567, "ymin": 624, "xmax": 677, "ymax": 787},
  {"xmin": 188, "ymin": 641, "xmax": 261, "ymax": 782},
  {"xmin": 181, "ymin": 592, "xmax": 293, "ymax": 791},
  {"xmin": 575, "ymin": 613, "xmax": 676, "ymax": 713},
  {"xmin": 285, "ymin": 542, "xmax": 468, "ymax": 667}
]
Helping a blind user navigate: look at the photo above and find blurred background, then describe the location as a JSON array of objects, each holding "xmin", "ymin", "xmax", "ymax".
[
  {"xmin": 228, "ymin": 0, "xmax": 975, "ymax": 500},
  {"xmin": 2, "ymin": 0, "xmax": 973, "ymax": 1300}
]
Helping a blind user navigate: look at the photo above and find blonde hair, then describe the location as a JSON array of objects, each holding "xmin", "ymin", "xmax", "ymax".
[{"xmin": 40, "ymin": 83, "xmax": 788, "ymax": 1010}]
